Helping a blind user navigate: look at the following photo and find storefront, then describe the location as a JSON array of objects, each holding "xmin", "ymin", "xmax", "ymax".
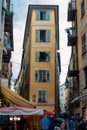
[{"xmin": 0, "ymin": 83, "xmax": 43, "ymax": 130}]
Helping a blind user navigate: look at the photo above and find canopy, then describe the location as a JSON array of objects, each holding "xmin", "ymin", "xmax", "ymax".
[
  {"xmin": 0, "ymin": 83, "xmax": 34, "ymax": 108},
  {"xmin": 0, "ymin": 106, "xmax": 43, "ymax": 115},
  {"xmin": 39, "ymin": 110, "xmax": 55, "ymax": 118}
]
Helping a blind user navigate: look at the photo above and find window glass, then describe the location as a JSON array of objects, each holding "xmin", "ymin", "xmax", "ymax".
[
  {"xmin": 35, "ymin": 51, "xmax": 50, "ymax": 62},
  {"xmin": 35, "ymin": 70, "xmax": 50, "ymax": 82},
  {"xmin": 36, "ymin": 30, "xmax": 50, "ymax": 42},
  {"xmin": 38, "ymin": 90, "xmax": 46, "ymax": 102},
  {"xmin": 36, "ymin": 10, "xmax": 50, "ymax": 20},
  {"xmin": 82, "ymin": 33, "xmax": 86, "ymax": 54},
  {"xmin": 81, "ymin": 0, "xmax": 85, "ymax": 17}
]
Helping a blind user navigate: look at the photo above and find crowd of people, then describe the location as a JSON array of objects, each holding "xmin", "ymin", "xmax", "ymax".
[{"xmin": 40, "ymin": 107, "xmax": 87, "ymax": 130}]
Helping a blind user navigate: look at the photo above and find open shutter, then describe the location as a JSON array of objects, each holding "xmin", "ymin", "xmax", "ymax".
[
  {"xmin": 36, "ymin": 30, "xmax": 40, "ymax": 42},
  {"xmin": 36, "ymin": 10, "xmax": 40, "ymax": 20},
  {"xmin": 35, "ymin": 52, "xmax": 40, "ymax": 61},
  {"xmin": 46, "ymin": 11, "xmax": 50, "ymax": 20},
  {"xmin": 46, "ymin": 30, "xmax": 50, "ymax": 42},
  {"xmin": 46, "ymin": 52, "xmax": 50, "ymax": 62}
]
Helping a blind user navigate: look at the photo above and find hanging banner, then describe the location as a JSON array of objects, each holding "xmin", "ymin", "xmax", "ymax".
[{"xmin": 0, "ymin": 0, "xmax": 2, "ymax": 40}]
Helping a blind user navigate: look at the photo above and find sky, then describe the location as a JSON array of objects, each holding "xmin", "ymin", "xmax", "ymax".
[{"xmin": 11, "ymin": 0, "xmax": 71, "ymax": 85}]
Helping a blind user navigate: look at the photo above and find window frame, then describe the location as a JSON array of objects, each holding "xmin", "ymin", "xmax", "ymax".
[
  {"xmin": 82, "ymin": 33, "xmax": 86, "ymax": 55},
  {"xmin": 36, "ymin": 29, "xmax": 50, "ymax": 42},
  {"xmin": 35, "ymin": 51, "xmax": 50, "ymax": 62},
  {"xmin": 81, "ymin": 0, "xmax": 85, "ymax": 18},
  {"xmin": 37, "ymin": 90, "xmax": 47, "ymax": 103},
  {"xmin": 36, "ymin": 10, "xmax": 50, "ymax": 20},
  {"xmin": 35, "ymin": 70, "xmax": 50, "ymax": 82}
]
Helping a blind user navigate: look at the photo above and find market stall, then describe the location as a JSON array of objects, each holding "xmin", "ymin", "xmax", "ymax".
[
  {"xmin": 0, "ymin": 84, "xmax": 43, "ymax": 130},
  {"xmin": 0, "ymin": 83, "xmax": 34, "ymax": 108},
  {"xmin": 0, "ymin": 106, "xmax": 43, "ymax": 130}
]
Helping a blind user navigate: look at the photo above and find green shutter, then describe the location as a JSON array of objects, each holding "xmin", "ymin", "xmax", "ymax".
[
  {"xmin": 36, "ymin": 10, "xmax": 40, "ymax": 20},
  {"xmin": 46, "ymin": 52, "xmax": 50, "ymax": 62},
  {"xmin": 46, "ymin": 11, "xmax": 50, "ymax": 20},
  {"xmin": 35, "ymin": 52, "xmax": 40, "ymax": 61},
  {"xmin": 36, "ymin": 30, "xmax": 40, "ymax": 42},
  {"xmin": 46, "ymin": 30, "xmax": 50, "ymax": 42}
]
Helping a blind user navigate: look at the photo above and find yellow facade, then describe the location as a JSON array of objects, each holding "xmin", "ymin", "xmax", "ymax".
[
  {"xmin": 23, "ymin": 5, "xmax": 59, "ymax": 112},
  {"xmin": 77, "ymin": 0, "xmax": 87, "ymax": 115},
  {"xmin": 68, "ymin": 0, "xmax": 87, "ymax": 115}
]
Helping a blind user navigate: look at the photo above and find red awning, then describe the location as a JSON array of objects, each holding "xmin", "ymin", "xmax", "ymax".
[{"xmin": 40, "ymin": 110, "xmax": 55, "ymax": 118}]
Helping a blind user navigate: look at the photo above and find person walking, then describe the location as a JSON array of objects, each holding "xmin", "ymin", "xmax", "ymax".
[
  {"xmin": 78, "ymin": 108, "xmax": 87, "ymax": 130},
  {"xmin": 54, "ymin": 120, "xmax": 66, "ymax": 130},
  {"xmin": 68, "ymin": 119, "xmax": 75, "ymax": 130},
  {"xmin": 40, "ymin": 115, "xmax": 50, "ymax": 130}
]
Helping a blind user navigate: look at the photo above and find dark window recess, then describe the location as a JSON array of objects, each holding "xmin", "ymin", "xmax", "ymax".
[
  {"xmin": 40, "ymin": 30, "xmax": 46, "ymax": 42},
  {"xmin": 81, "ymin": 0, "xmax": 85, "ymax": 17},
  {"xmin": 82, "ymin": 33, "xmax": 86, "ymax": 55}
]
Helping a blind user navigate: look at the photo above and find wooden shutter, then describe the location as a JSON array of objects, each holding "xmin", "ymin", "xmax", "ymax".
[
  {"xmin": 46, "ymin": 11, "xmax": 50, "ymax": 20},
  {"xmin": 36, "ymin": 10, "xmax": 40, "ymax": 20},
  {"xmin": 36, "ymin": 30, "xmax": 40, "ymax": 42},
  {"xmin": 46, "ymin": 30, "xmax": 50, "ymax": 42}
]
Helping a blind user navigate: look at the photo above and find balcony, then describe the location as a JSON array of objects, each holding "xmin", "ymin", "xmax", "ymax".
[
  {"xmin": 67, "ymin": 0, "xmax": 76, "ymax": 21},
  {"xmin": 4, "ymin": 13, "xmax": 13, "ymax": 51},
  {"xmin": 68, "ymin": 66, "xmax": 79, "ymax": 77},
  {"xmin": 67, "ymin": 28, "xmax": 77, "ymax": 46}
]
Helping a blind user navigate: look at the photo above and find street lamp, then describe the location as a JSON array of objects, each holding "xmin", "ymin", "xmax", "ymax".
[{"xmin": 9, "ymin": 116, "xmax": 20, "ymax": 130}]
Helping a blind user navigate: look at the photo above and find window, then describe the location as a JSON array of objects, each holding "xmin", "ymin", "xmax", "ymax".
[
  {"xmin": 36, "ymin": 30, "xmax": 50, "ymax": 42},
  {"xmin": 35, "ymin": 70, "xmax": 50, "ymax": 82},
  {"xmin": 81, "ymin": 0, "xmax": 85, "ymax": 17},
  {"xmin": 84, "ymin": 67, "xmax": 87, "ymax": 88},
  {"xmin": 38, "ymin": 90, "xmax": 46, "ymax": 102},
  {"xmin": 35, "ymin": 51, "xmax": 50, "ymax": 62},
  {"xmin": 36, "ymin": 10, "xmax": 50, "ymax": 20},
  {"xmin": 82, "ymin": 33, "xmax": 86, "ymax": 54}
]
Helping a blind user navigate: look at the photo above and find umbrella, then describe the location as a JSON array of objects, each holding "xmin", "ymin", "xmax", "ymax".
[
  {"xmin": 72, "ymin": 115, "xmax": 82, "ymax": 120},
  {"xmin": 56, "ymin": 117, "xmax": 64, "ymax": 121}
]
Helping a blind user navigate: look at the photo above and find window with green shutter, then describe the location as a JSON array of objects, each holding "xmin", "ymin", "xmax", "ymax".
[
  {"xmin": 36, "ymin": 10, "xmax": 50, "ymax": 20},
  {"xmin": 35, "ymin": 70, "xmax": 50, "ymax": 82},
  {"xmin": 35, "ymin": 30, "xmax": 50, "ymax": 42},
  {"xmin": 35, "ymin": 51, "xmax": 50, "ymax": 62}
]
